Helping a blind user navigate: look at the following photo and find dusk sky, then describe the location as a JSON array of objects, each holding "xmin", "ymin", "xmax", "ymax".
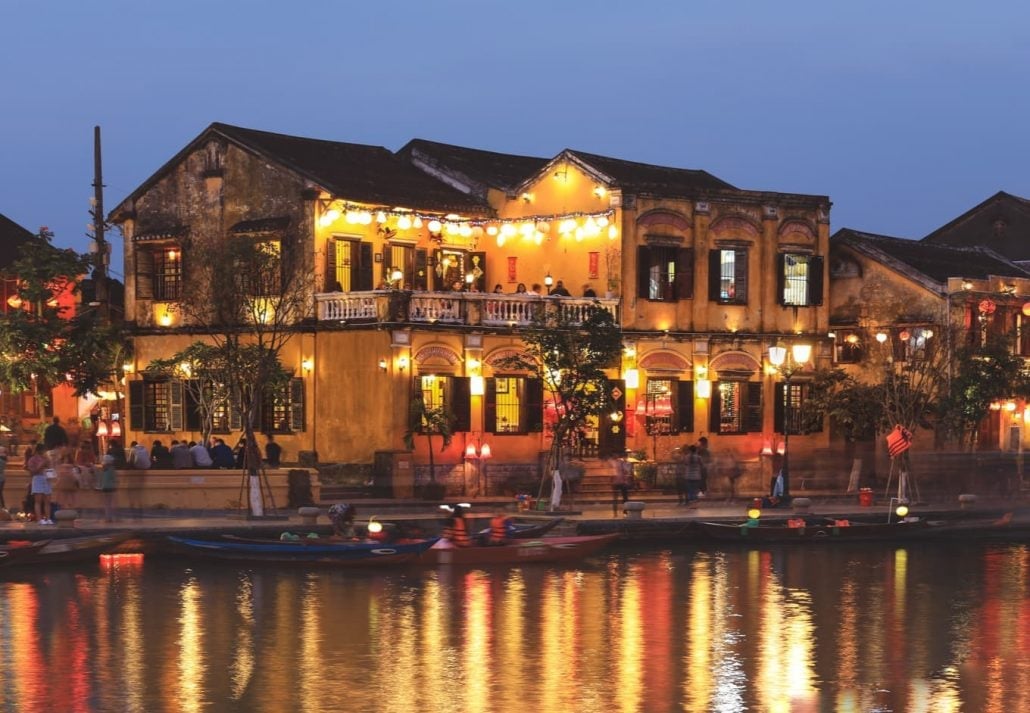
[{"xmin": 3, "ymin": 0, "xmax": 1028, "ymax": 281}]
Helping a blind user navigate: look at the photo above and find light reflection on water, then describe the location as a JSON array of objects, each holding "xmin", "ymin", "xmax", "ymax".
[{"xmin": 0, "ymin": 542, "xmax": 1026, "ymax": 712}]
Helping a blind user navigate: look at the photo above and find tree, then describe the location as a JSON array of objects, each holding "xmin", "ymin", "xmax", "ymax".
[
  {"xmin": 499, "ymin": 304, "xmax": 623, "ymax": 493},
  {"xmin": 0, "ymin": 228, "xmax": 124, "ymax": 412},
  {"xmin": 176, "ymin": 234, "xmax": 309, "ymax": 515},
  {"xmin": 403, "ymin": 392, "xmax": 453, "ymax": 493},
  {"xmin": 145, "ymin": 343, "xmax": 232, "ymax": 448},
  {"xmin": 801, "ymin": 367, "xmax": 883, "ymax": 442},
  {"xmin": 938, "ymin": 333, "xmax": 1030, "ymax": 450}
]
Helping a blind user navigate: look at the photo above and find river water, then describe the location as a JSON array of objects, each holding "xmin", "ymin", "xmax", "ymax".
[{"xmin": 0, "ymin": 540, "xmax": 1026, "ymax": 713}]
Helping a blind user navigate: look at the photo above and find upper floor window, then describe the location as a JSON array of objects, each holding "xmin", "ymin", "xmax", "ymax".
[
  {"xmin": 636, "ymin": 247, "xmax": 693, "ymax": 302},
  {"xmin": 778, "ymin": 254, "xmax": 824, "ymax": 307},
  {"xmin": 135, "ymin": 244, "xmax": 183, "ymax": 300},
  {"xmin": 833, "ymin": 330, "xmax": 863, "ymax": 364},
  {"xmin": 326, "ymin": 236, "xmax": 372, "ymax": 292},
  {"xmin": 239, "ymin": 240, "xmax": 282, "ymax": 296},
  {"xmin": 708, "ymin": 249, "xmax": 748, "ymax": 304}
]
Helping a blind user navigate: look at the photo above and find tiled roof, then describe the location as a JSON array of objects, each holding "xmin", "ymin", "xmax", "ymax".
[
  {"xmin": 565, "ymin": 149, "xmax": 738, "ymax": 196},
  {"xmin": 229, "ymin": 216, "xmax": 291, "ymax": 234},
  {"xmin": 212, "ymin": 124, "xmax": 486, "ymax": 214},
  {"xmin": 833, "ymin": 228, "xmax": 1030, "ymax": 283},
  {"xmin": 398, "ymin": 139, "xmax": 550, "ymax": 193},
  {"xmin": 0, "ymin": 213, "xmax": 34, "ymax": 269}
]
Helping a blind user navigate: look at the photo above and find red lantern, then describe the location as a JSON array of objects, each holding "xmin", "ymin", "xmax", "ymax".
[
  {"xmin": 1021, "ymin": 302, "xmax": 1030, "ymax": 317},
  {"xmin": 979, "ymin": 299, "xmax": 996, "ymax": 315}
]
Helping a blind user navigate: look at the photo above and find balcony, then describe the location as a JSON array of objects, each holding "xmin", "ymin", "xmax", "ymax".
[{"xmin": 315, "ymin": 290, "xmax": 619, "ymax": 328}]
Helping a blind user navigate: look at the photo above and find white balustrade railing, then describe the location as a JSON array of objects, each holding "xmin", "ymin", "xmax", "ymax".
[
  {"xmin": 315, "ymin": 291, "xmax": 618, "ymax": 326},
  {"xmin": 408, "ymin": 291, "xmax": 464, "ymax": 323},
  {"xmin": 316, "ymin": 290, "xmax": 381, "ymax": 321}
]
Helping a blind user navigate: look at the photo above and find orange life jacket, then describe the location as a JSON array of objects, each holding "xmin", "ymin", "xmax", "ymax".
[
  {"xmin": 787, "ymin": 518, "xmax": 806, "ymax": 529},
  {"xmin": 489, "ymin": 515, "xmax": 509, "ymax": 544},
  {"xmin": 450, "ymin": 517, "xmax": 470, "ymax": 547}
]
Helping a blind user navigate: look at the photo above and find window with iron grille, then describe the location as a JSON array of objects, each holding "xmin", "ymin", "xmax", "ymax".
[
  {"xmin": 708, "ymin": 249, "xmax": 748, "ymax": 304},
  {"xmin": 778, "ymin": 254, "xmax": 824, "ymax": 307},
  {"xmin": 144, "ymin": 381, "xmax": 171, "ymax": 432},
  {"xmin": 153, "ymin": 247, "xmax": 182, "ymax": 300}
]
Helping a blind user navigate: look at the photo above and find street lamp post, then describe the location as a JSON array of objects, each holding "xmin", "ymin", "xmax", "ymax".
[{"xmin": 768, "ymin": 342, "xmax": 812, "ymax": 498}]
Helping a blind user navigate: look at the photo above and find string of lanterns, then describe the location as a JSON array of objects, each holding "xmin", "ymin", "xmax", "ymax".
[{"xmin": 318, "ymin": 202, "xmax": 618, "ymax": 246}]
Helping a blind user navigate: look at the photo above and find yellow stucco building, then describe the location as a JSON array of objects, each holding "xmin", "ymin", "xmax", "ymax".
[{"xmin": 111, "ymin": 123, "xmax": 832, "ymax": 496}]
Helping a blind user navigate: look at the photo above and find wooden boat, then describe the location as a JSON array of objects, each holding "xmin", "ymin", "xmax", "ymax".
[
  {"xmin": 698, "ymin": 518, "xmax": 931, "ymax": 543},
  {"xmin": 473, "ymin": 517, "xmax": 564, "ymax": 542},
  {"xmin": 168, "ymin": 535, "xmax": 440, "ymax": 566},
  {"xmin": 0, "ymin": 540, "xmax": 52, "ymax": 567},
  {"xmin": 425, "ymin": 533, "xmax": 620, "ymax": 566},
  {"xmin": 0, "ymin": 533, "xmax": 135, "ymax": 567}
]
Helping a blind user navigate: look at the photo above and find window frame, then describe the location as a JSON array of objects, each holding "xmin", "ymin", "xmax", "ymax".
[
  {"xmin": 707, "ymin": 248, "xmax": 749, "ymax": 305},
  {"xmin": 636, "ymin": 246, "xmax": 693, "ymax": 302},
  {"xmin": 708, "ymin": 380, "xmax": 762, "ymax": 435},
  {"xmin": 777, "ymin": 253, "xmax": 824, "ymax": 307},
  {"xmin": 484, "ymin": 375, "xmax": 544, "ymax": 435},
  {"xmin": 833, "ymin": 329, "xmax": 864, "ymax": 364}
]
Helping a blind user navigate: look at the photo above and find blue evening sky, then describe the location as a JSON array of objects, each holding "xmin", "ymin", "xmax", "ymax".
[{"xmin": 2, "ymin": 0, "xmax": 1028, "ymax": 279}]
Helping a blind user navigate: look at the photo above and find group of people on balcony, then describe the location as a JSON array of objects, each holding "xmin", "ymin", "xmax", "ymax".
[{"xmin": 486, "ymin": 280, "xmax": 593, "ymax": 297}]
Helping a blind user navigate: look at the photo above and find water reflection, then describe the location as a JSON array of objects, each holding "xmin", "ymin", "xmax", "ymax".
[{"xmin": 0, "ymin": 542, "xmax": 1026, "ymax": 712}]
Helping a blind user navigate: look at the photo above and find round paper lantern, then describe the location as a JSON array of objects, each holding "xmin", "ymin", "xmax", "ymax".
[
  {"xmin": 1021, "ymin": 302, "xmax": 1030, "ymax": 316},
  {"xmin": 979, "ymin": 299, "xmax": 996, "ymax": 314}
]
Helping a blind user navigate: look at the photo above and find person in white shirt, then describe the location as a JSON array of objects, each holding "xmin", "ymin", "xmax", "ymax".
[
  {"xmin": 127, "ymin": 441, "xmax": 151, "ymax": 470},
  {"xmin": 189, "ymin": 441, "xmax": 214, "ymax": 468}
]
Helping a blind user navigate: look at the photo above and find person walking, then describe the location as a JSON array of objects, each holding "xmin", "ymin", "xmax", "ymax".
[
  {"xmin": 0, "ymin": 446, "xmax": 7, "ymax": 509},
  {"xmin": 42, "ymin": 416, "xmax": 69, "ymax": 461},
  {"xmin": 697, "ymin": 436, "xmax": 712, "ymax": 496},
  {"xmin": 98, "ymin": 454, "xmax": 118, "ymax": 522},
  {"xmin": 26, "ymin": 443, "xmax": 53, "ymax": 524},
  {"xmin": 684, "ymin": 445, "xmax": 704, "ymax": 505},
  {"xmin": 611, "ymin": 452, "xmax": 633, "ymax": 516}
]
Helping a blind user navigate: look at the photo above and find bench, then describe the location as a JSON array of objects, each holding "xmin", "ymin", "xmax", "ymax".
[{"xmin": 623, "ymin": 501, "xmax": 646, "ymax": 519}]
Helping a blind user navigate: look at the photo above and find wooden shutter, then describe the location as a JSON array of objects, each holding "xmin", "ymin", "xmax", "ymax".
[
  {"xmin": 229, "ymin": 388, "xmax": 243, "ymax": 431},
  {"xmin": 525, "ymin": 378, "xmax": 544, "ymax": 432},
  {"xmin": 135, "ymin": 248, "xmax": 154, "ymax": 299},
  {"xmin": 414, "ymin": 249, "xmax": 428, "ymax": 290},
  {"xmin": 450, "ymin": 376, "xmax": 471, "ymax": 432},
  {"xmin": 469, "ymin": 251, "xmax": 487, "ymax": 292},
  {"xmin": 637, "ymin": 246, "xmax": 651, "ymax": 299},
  {"xmin": 708, "ymin": 250, "xmax": 722, "ymax": 301},
  {"xmin": 676, "ymin": 379, "xmax": 694, "ymax": 433},
  {"xmin": 484, "ymin": 377, "xmax": 497, "ymax": 434},
  {"xmin": 382, "ymin": 244, "xmax": 392, "ymax": 285},
  {"xmin": 290, "ymin": 377, "xmax": 305, "ymax": 432},
  {"xmin": 185, "ymin": 381, "xmax": 202, "ymax": 431},
  {"xmin": 744, "ymin": 381, "xmax": 763, "ymax": 433},
  {"xmin": 773, "ymin": 382, "xmax": 785, "ymax": 434},
  {"xmin": 129, "ymin": 380, "xmax": 145, "ymax": 432},
  {"xmin": 734, "ymin": 249, "xmax": 749, "ymax": 303},
  {"xmin": 325, "ymin": 238, "xmax": 337, "ymax": 291},
  {"xmin": 808, "ymin": 256, "xmax": 824, "ymax": 306},
  {"xmin": 170, "ymin": 380, "xmax": 184, "ymax": 431},
  {"xmin": 708, "ymin": 382, "xmax": 721, "ymax": 432},
  {"xmin": 357, "ymin": 242, "xmax": 374, "ymax": 291},
  {"xmin": 776, "ymin": 253, "xmax": 787, "ymax": 306},
  {"xmin": 675, "ymin": 248, "xmax": 693, "ymax": 300}
]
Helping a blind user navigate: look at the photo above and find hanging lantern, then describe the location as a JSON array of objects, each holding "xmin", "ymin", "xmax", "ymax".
[
  {"xmin": 979, "ymin": 298, "xmax": 996, "ymax": 315},
  {"xmin": 96, "ymin": 421, "xmax": 109, "ymax": 437},
  {"xmin": 1022, "ymin": 302, "xmax": 1030, "ymax": 316},
  {"xmin": 110, "ymin": 421, "xmax": 122, "ymax": 438},
  {"xmin": 898, "ymin": 330, "xmax": 911, "ymax": 341}
]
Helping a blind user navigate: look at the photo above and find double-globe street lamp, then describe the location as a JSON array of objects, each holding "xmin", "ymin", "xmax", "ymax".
[{"xmin": 768, "ymin": 342, "xmax": 812, "ymax": 498}]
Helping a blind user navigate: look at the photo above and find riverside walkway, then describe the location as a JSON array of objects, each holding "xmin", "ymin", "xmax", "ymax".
[{"xmin": 2, "ymin": 492, "xmax": 1027, "ymax": 543}]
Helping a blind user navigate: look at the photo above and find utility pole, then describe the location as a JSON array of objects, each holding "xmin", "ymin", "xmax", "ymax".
[{"xmin": 90, "ymin": 125, "xmax": 109, "ymax": 321}]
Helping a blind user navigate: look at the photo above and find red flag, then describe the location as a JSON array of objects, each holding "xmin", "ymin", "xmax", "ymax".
[{"xmin": 886, "ymin": 425, "xmax": 912, "ymax": 458}]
